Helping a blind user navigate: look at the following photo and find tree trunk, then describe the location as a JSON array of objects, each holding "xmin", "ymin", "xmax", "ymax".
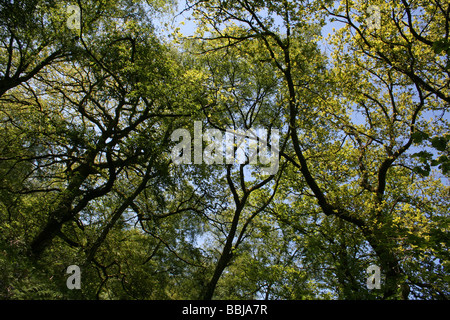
[
  {"xmin": 30, "ymin": 165, "xmax": 90, "ymax": 257},
  {"xmin": 201, "ymin": 202, "xmax": 246, "ymax": 300}
]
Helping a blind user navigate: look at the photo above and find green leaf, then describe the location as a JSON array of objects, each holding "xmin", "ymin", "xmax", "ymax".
[
  {"xmin": 430, "ymin": 136, "xmax": 447, "ymax": 151},
  {"xmin": 432, "ymin": 39, "xmax": 450, "ymax": 55},
  {"xmin": 412, "ymin": 151, "xmax": 433, "ymax": 163},
  {"xmin": 430, "ymin": 159, "xmax": 440, "ymax": 166},
  {"xmin": 441, "ymin": 162, "xmax": 450, "ymax": 174},
  {"xmin": 413, "ymin": 165, "xmax": 430, "ymax": 177}
]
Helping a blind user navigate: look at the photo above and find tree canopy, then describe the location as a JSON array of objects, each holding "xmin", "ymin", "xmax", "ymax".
[{"xmin": 0, "ymin": 0, "xmax": 448, "ymax": 300}]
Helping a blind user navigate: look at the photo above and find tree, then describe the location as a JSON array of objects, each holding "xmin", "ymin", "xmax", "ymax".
[
  {"xmin": 0, "ymin": 0, "xmax": 448, "ymax": 300},
  {"xmin": 187, "ymin": 0, "xmax": 449, "ymax": 299}
]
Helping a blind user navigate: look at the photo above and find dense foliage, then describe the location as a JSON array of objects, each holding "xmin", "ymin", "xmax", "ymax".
[{"xmin": 0, "ymin": 0, "xmax": 448, "ymax": 300}]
